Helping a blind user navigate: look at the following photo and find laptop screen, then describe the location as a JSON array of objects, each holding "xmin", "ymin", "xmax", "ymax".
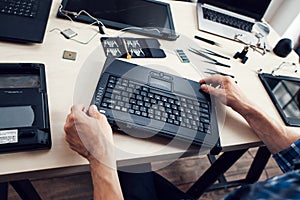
[
  {"xmin": 259, "ymin": 73, "xmax": 300, "ymax": 127},
  {"xmin": 58, "ymin": 0, "xmax": 176, "ymax": 39},
  {"xmin": 199, "ymin": 0, "xmax": 271, "ymax": 20}
]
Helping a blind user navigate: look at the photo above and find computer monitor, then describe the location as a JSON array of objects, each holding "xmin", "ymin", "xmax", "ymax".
[{"xmin": 57, "ymin": 0, "xmax": 178, "ymax": 40}]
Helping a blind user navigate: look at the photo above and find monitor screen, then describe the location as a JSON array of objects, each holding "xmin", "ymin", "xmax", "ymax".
[
  {"xmin": 58, "ymin": 0, "xmax": 177, "ymax": 40},
  {"xmin": 259, "ymin": 73, "xmax": 300, "ymax": 127},
  {"xmin": 199, "ymin": 0, "xmax": 271, "ymax": 20}
]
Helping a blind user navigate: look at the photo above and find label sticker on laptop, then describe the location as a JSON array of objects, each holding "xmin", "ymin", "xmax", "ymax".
[{"xmin": 0, "ymin": 129, "xmax": 18, "ymax": 144}]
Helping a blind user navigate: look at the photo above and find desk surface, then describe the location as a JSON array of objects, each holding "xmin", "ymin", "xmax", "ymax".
[{"xmin": 0, "ymin": 0, "xmax": 299, "ymax": 180}]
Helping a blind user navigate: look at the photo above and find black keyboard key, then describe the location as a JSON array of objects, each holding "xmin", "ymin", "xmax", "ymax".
[
  {"xmin": 174, "ymin": 120, "xmax": 180, "ymax": 126},
  {"xmin": 200, "ymin": 113, "xmax": 210, "ymax": 119},
  {"xmin": 129, "ymin": 99, "xmax": 137, "ymax": 104},
  {"xmin": 167, "ymin": 119, "xmax": 173, "ymax": 124},
  {"xmin": 142, "ymin": 112, "xmax": 147, "ymax": 117},
  {"xmin": 140, "ymin": 107, "xmax": 147, "ymax": 112},
  {"xmin": 136, "ymin": 95, "xmax": 143, "ymax": 101},
  {"xmin": 103, "ymin": 98, "xmax": 116, "ymax": 105},
  {"xmin": 128, "ymin": 109, "xmax": 135, "ymax": 114},
  {"xmin": 137, "ymin": 100, "xmax": 143, "ymax": 106},
  {"xmin": 200, "ymin": 118, "xmax": 210, "ymax": 124},
  {"xmin": 132, "ymin": 105, "xmax": 139, "ymax": 111},
  {"xmin": 201, "ymin": 103, "xmax": 209, "ymax": 109}
]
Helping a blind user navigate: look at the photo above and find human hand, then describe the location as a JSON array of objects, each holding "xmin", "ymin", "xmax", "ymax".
[
  {"xmin": 200, "ymin": 75, "xmax": 252, "ymax": 114},
  {"xmin": 64, "ymin": 104, "xmax": 116, "ymax": 168}
]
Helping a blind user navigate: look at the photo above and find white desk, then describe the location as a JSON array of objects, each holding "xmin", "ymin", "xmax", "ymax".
[{"xmin": 0, "ymin": 0, "xmax": 299, "ymax": 187}]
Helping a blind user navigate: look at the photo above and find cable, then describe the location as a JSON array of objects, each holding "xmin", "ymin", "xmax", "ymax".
[
  {"xmin": 75, "ymin": 10, "xmax": 104, "ymax": 26},
  {"xmin": 70, "ymin": 31, "xmax": 99, "ymax": 45},
  {"xmin": 58, "ymin": 5, "xmax": 107, "ymax": 32},
  {"xmin": 49, "ymin": 28, "xmax": 63, "ymax": 33},
  {"xmin": 113, "ymin": 26, "xmax": 179, "ymax": 40},
  {"xmin": 271, "ymin": 62, "xmax": 298, "ymax": 76},
  {"xmin": 49, "ymin": 27, "xmax": 99, "ymax": 45}
]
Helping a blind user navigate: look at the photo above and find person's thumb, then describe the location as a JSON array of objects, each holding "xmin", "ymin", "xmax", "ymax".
[{"xmin": 87, "ymin": 105, "xmax": 102, "ymax": 119}]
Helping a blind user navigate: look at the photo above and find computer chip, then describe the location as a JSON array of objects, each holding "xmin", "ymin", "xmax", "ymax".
[{"xmin": 63, "ymin": 50, "xmax": 77, "ymax": 61}]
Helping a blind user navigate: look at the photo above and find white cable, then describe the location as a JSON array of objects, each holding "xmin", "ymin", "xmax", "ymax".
[
  {"xmin": 49, "ymin": 27, "xmax": 99, "ymax": 45},
  {"xmin": 58, "ymin": 5, "xmax": 106, "ymax": 30},
  {"xmin": 112, "ymin": 26, "xmax": 162, "ymax": 38},
  {"xmin": 70, "ymin": 31, "xmax": 99, "ymax": 45}
]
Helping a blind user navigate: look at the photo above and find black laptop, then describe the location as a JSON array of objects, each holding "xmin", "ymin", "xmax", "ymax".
[
  {"xmin": 0, "ymin": 0, "xmax": 52, "ymax": 43},
  {"xmin": 91, "ymin": 59, "xmax": 220, "ymax": 152},
  {"xmin": 0, "ymin": 63, "xmax": 51, "ymax": 153}
]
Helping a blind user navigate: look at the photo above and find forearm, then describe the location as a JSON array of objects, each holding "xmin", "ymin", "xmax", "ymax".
[
  {"xmin": 234, "ymin": 102, "xmax": 300, "ymax": 154},
  {"xmin": 90, "ymin": 159, "xmax": 124, "ymax": 200}
]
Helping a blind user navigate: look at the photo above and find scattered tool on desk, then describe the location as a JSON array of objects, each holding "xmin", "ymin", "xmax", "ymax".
[
  {"xmin": 194, "ymin": 35, "xmax": 220, "ymax": 47},
  {"xmin": 175, "ymin": 49, "xmax": 190, "ymax": 63},
  {"xmin": 188, "ymin": 47, "xmax": 231, "ymax": 68},
  {"xmin": 204, "ymin": 69, "xmax": 235, "ymax": 78},
  {"xmin": 197, "ymin": 47, "xmax": 230, "ymax": 60},
  {"xmin": 204, "ymin": 69, "xmax": 237, "ymax": 83},
  {"xmin": 123, "ymin": 38, "xmax": 132, "ymax": 59},
  {"xmin": 233, "ymin": 46, "xmax": 249, "ymax": 64}
]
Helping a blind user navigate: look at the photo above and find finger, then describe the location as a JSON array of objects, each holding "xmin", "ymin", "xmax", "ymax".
[
  {"xmin": 70, "ymin": 104, "xmax": 89, "ymax": 121},
  {"xmin": 64, "ymin": 113, "xmax": 75, "ymax": 132},
  {"xmin": 71, "ymin": 104, "xmax": 85, "ymax": 113},
  {"xmin": 200, "ymin": 74, "xmax": 223, "ymax": 85},
  {"xmin": 87, "ymin": 105, "xmax": 106, "ymax": 120},
  {"xmin": 201, "ymin": 84, "xmax": 224, "ymax": 97},
  {"xmin": 64, "ymin": 121, "xmax": 76, "ymax": 136},
  {"xmin": 65, "ymin": 113, "xmax": 72, "ymax": 123}
]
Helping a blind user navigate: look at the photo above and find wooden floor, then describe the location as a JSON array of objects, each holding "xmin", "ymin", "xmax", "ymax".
[{"xmin": 8, "ymin": 148, "xmax": 282, "ymax": 200}]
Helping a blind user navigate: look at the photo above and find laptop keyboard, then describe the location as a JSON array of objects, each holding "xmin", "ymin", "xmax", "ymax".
[
  {"xmin": 0, "ymin": 0, "xmax": 39, "ymax": 18},
  {"xmin": 203, "ymin": 7, "xmax": 254, "ymax": 32},
  {"xmin": 95, "ymin": 75, "xmax": 212, "ymax": 134}
]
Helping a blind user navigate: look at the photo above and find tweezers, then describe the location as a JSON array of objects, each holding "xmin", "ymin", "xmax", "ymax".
[
  {"xmin": 204, "ymin": 60, "xmax": 231, "ymax": 68},
  {"xmin": 188, "ymin": 48, "xmax": 231, "ymax": 68},
  {"xmin": 201, "ymin": 48, "xmax": 230, "ymax": 60},
  {"xmin": 205, "ymin": 69, "xmax": 235, "ymax": 78}
]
